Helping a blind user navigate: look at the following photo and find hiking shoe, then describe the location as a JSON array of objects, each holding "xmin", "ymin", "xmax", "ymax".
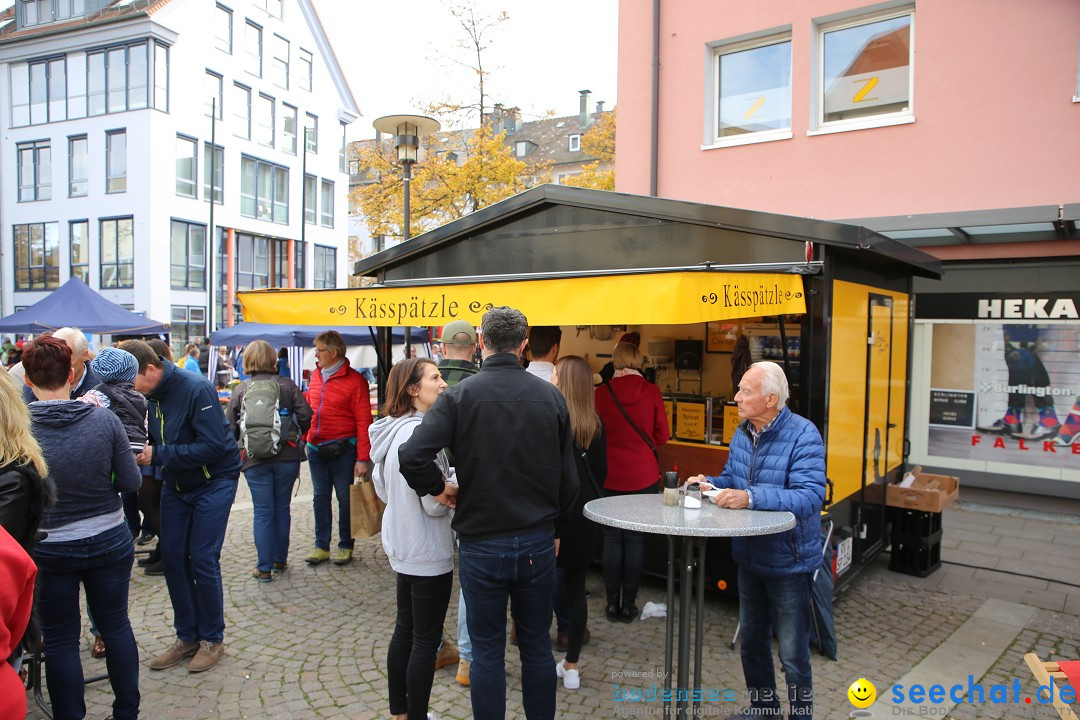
[
  {"xmin": 455, "ymin": 658, "xmax": 470, "ymax": 687},
  {"xmin": 148, "ymin": 639, "xmax": 199, "ymax": 670},
  {"xmin": 272, "ymin": 561, "xmax": 288, "ymax": 574},
  {"xmin": 331, "ymin": 548, "xmax": 353, "ymax": 565},
  {"xmin": 434, "ymin": 640, "xmax": 459, "ymax": 670},
  {"xmin": 188, "ymin": 641, "xmax": 224, "ymax": 673},
  {"xmin": 556, "ymin": 659, "xmax": 580, "ymax": 690},
  {"xmin": 251, "ymin": 568, "xmax": 272, "ymax": 583},
  {"xmin": 305, "ymin": 548, "xmax": 330, "ymax": 565}
]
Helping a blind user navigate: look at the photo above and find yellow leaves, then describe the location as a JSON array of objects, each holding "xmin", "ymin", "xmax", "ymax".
[
  {"xmin": 350, "ymin": 122, "xmax": 543, "ymax": 242},
  {"xmin": 561, "ymin": 109, "xmax": 616, "ymax": 190}
]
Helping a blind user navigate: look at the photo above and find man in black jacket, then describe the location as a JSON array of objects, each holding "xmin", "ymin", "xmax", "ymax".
[
  {"xmin": 400, "ymin": 306, "xmax": 578, "ymax": 720},
  {"xmin": 125, "ymin": 340, "xmax": 241, "ymax": 675}
]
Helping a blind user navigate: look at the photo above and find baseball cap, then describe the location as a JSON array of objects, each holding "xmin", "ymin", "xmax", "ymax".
[{"xmin": 441, "ymin": 320, "xmax": 477, "ymax": 346}]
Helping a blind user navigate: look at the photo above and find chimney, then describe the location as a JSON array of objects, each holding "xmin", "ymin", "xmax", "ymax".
[
  {"xmin": 578, "ymin": 89, "xmax": 591, "ymax": 127},
  {"xmin": 504, "ymin": 106, "xmax": 519, "ymax": 135},
  {"xmin": 595, "ymin": 100, "xmax": 605, "ymax": 115}
]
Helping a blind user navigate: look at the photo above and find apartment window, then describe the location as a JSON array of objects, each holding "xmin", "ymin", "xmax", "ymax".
[
  {"xmin": 170, "ymin": 219, "xmax": 207, "ymax": 289},
  {"xmin": 69, "ymin": 220, "xmax": 89, "ymax": 284},
  {"xmin": 175, "ymin": 135, "xmax": 197, "ymax": 198},
  {"xmin": 100, "ymin": 217, "xmax": 133, "ymax": 288},
  {"xmin": 205, "ymin": 71, "xmax": 223, "ymax": 119},
  {"xmin": 245, "ymin": 21, "xmax": 262, "ymax": 77},
  {"xmin": 515, "ymin": 140, "xmax": 533, "ymax": 157},
  {"xmin": 305, "ymin": 113, "xmax": 318, "ymax": 153},
  {"xmin": 17, "ymin": 141, "xmax": 51, "ymax": 202},
  {"xmin": 298, "ymin": 48, "xmax": 312, "ymax": 91},
  {"xmin": 313, "ymin": 245, "xmax": 336, "ymax": 288},
  {"xmin": 215, "ymin": 4, "xmax": 232, "ymax": 53},
  {"xmin": 233, "ymin": 83, "xmax": 251, "ymax": 139},
  {"xmin": 254, "ymin": 93, "xmax": 274, "ymax": 147},
  {"xmin": 320, "ymin": 180, "xmax": 334, "ymax": 228},
  {"xmin": 204, "ymin": 143, "xmax": 224, "ymax": 204},
  {"xmin": 271, "ymin": 34, "xmax": 289, "ymax": 89},
  {"xmin": 87, "ymin": 41, "xmax": 149, "ymax": 116},
  {"xmin": 106, "ymin": 130, "xmax": 126, "ymax": 193},
  {"xmin": 19, "ymin": 0, "xmax": 94, "ymax": 28},
  {"xmin": 282, "ymin": 104, "xmax": 297, "ymax": 154},
  {"xmin": 68, "ymin": 135, "xmax": 87, "ymax": 196},
  {"xmin": 171, "ymin": 306, "xmax": 206, "ymax": 352},
  {"xmin": 240, "ymin": 155, "xmax": 289, "ymax": 223},
  {"xmin": 710, "ymin": 33, "xmax": 792, "ymax": 145},
  {"xmin": 13, "ymin": 222, "xmax": 60, "ymax": 290},
  {"xmin": 568, "ymin": 134, "xmax": 581, "ymax": 152},
  {"xmin": 12, "ymin": 57, "xmax": 66, "ymax": 126},
  {"xmin": 339, "ymin": 122, "xmax": 347, "ymax": 172},
  {"xmin": 153, "ymin": 42, "xmax": 169, "ymax": 111},
  {"xmin": 303, "ymin": 174, "xmax": 316, "ymax": 224},
  {"xmin": 817, "ymin": 9, "xmax": 913, "ymax": 130}
]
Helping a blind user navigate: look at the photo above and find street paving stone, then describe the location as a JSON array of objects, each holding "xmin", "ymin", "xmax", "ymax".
[{"xmin": 25, "ymin": 476, "xmax": 1080, "ymax": 719}]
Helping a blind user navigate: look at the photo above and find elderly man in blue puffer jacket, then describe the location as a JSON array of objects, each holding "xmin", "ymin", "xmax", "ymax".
[{"xmin": 690, "ymin": 361, "xmax": 825, "ymax": 720}]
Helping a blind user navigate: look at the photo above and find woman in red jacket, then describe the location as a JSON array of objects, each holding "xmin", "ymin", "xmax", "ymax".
[{"xmin": 594, "ymin": 341, "xmax": 670, "ymax": 622}]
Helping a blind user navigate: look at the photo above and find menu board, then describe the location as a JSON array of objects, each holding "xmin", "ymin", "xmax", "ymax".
[
  {"xmin": 723, "ymin": 403, "xmax": 741, "ymax": 445},
  {"xmin": 675, "ymin": 400, "xmax": 707, "ymax": 443}
]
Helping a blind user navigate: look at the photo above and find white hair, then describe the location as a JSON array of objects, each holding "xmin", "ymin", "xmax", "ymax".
[
  {"xmin": 54, "ymin": 327, "xmax": 88, "ymax": 357},
  {"xmin": 751, "ymin": 361, "xmax": 789, "ymax": 407}
]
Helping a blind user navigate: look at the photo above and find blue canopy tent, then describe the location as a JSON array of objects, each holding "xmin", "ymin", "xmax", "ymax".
[
  {"xmin": 0, "ymin": 276, "xmax": 168, "ymax": 335},
  {"xmin": 208, "ymin": 322, "xmax": 429, "ymax": 388}
]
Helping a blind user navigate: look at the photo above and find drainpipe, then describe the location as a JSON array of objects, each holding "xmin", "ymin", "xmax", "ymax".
[{"xmin": 649, "ymin": 0, "xmax": 660, "ymax": 197}]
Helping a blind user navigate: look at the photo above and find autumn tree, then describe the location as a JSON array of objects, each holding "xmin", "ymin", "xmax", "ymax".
[
  {"xmin": 563, "ymin": 108, "xmax": 615, "ymax": 191},
  {"xmin": 352, "ymin": 121, "xmax": 545, "ymax": 241}
]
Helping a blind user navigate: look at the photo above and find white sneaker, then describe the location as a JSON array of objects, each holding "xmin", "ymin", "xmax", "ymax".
[{"xmin": 556, "ymin": 659, "xmax": 580, "ymax": 690}]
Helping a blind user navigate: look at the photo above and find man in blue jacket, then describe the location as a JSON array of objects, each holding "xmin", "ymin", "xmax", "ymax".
[
  {"xmin": 124, "ymin": 340, "xmax": 241, "ymax": 675},
  {"xmin": 690, "ymin": 361, "xmax": 825, "ymax": 719}
]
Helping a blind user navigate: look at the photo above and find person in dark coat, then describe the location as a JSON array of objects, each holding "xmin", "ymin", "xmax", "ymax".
[{"xmin": 552, "ymin": 355, "xmax": 606, "ymax": 691}]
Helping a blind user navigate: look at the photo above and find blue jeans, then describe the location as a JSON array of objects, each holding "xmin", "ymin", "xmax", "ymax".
[
  {"xmin": 308, "ymin": 450, "xmax": 355, "ymax": 550},
  {"xmin": 737, "ymin": 568, "xmax": 814, "ymax": 719},
  {"xmin": 459, "ymin": 531, "xmax": 557, "ymax": 720},
  {"xmin": 244, "ymin": 461, "xmax": 299, "ymax": 572},
  {"xmin": 160, "ymin": 476, "xmax": 238, "ymax": 644},
  {"xmin": 456, "ymin": 587, "xmax": 472, "ymax": 663},
  {"xmin": 34, "ymin": 523, "xmax": 140, "ymax": 720}
]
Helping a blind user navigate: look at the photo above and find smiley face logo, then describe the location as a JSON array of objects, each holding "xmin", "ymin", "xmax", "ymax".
[{"xmin": 847, "ymin": 678, "xmax": 876, "ymax": 709}]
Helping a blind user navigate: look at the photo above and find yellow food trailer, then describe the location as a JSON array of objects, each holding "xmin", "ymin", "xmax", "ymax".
[{"xmin": 239, "ymin": 185, "xmax": 941, "ymax": 589}]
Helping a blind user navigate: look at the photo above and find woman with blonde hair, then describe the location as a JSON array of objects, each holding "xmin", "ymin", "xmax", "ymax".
[
  {"xmin": 0, "ymin": 366, "xmax": 52, "ymax": 553},
  {"xmin": 595, "ymin": 340, "xmax": 670, "ymax": 623},
  {"xmin": 226, "ymin": 340, "xmax": 312, "ymax": 581},
  {"xmin": 551, "ymin": 355, "xmax": 606, "ymax": 690}
]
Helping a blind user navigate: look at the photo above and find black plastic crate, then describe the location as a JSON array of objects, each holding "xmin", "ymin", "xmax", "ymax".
[
  {"xmin": 890, "ymin": 508, "xmax": 942, "ymax": 539},
  {"xmin": 891, "ymin": 527, "xmax": 943, "ymax": 548},
  {"xmin": 889, "ymin": 539, "xmax": 941, "ymax": 577}
]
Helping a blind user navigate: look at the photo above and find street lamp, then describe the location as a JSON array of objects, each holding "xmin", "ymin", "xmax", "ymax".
[
  {"xmin": 371, "ymin": 115, "xmax": 439, "ymax": 406},
  {"xmin": 372, "ymin": 114, "xmax": 441, "ymax": 241}
]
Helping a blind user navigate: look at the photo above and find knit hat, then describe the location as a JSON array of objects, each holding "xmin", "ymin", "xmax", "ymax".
[
  {"xmin": 90, "ymin": 346, "xmax": 139, "ymax": 384},
  {"xmin": 618, "ymin": 332, "xmax": 641, "ymax": 347}
]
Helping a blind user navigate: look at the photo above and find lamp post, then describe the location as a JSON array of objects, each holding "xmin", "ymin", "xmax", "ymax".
[{"xmin": 371, "ymin": 114, "xmax": 440, "ymax": 405}]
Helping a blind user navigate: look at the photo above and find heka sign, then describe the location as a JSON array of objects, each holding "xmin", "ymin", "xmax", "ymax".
[
  {"xmin": 915, "ymin": 292, "xmax": 1080, "ymax": 321},
  {"xmin": 977, "ymin": 298, "xmax": 1079, "ymax": 320}
]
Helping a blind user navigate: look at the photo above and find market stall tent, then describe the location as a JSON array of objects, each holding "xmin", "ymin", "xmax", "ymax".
[{"xmin": 0, "ymin": 276, "xmax": 168, "ymax": 335}]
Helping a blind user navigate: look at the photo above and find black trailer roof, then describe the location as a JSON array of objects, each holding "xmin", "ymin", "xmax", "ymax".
[{"xmin": 353, "ymin": 185, "xmax": 941, "ymax": 282}]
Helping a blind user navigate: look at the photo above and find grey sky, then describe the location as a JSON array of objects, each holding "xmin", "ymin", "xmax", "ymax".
[{"xmin": 309, "ymin": 0, "xmax": 619, "ymax": 136}]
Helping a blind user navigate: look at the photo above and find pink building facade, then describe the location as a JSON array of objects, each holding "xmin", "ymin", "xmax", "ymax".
[{"xmin": 617, "ymin": 0, "xmax": 1080, "ymax": 497}]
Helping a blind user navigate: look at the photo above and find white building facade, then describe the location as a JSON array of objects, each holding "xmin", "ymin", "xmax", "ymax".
[{"xmin": 0, "ymin": 0, "xmax": 358, "ymax": 350}]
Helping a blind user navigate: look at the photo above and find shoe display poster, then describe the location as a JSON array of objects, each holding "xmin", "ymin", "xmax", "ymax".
[{"xmin": 913, "ymin": 292, "xmax": 1080, "ymax": 483}]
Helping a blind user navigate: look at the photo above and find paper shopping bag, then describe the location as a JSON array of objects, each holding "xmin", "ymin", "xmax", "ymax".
[{"xmin": 350, "ymin": 476, "xmax": 385, "ymax": 539}]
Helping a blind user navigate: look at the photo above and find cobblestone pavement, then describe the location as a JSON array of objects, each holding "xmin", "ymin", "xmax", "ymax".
[{"xmin": 25, "ymin": 474, "xmax": 1080, "ymax": 719}]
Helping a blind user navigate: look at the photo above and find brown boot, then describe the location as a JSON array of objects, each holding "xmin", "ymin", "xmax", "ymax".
[
  {"xmin": 188, "ymin": 641, "xmax": 225, "ymax": 673},
  {"xmin": 148, "ymin": 639, "xmax": 199, "ymax": 670},
  {"xmin": 91, "ymin": 635, "xmax": 106, "ymax": 659},
  {"xmin": 434, "ymin": 639, "xmax": 459, "ymax": 670}
]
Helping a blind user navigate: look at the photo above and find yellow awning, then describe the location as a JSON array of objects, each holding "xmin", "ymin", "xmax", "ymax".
[{"xmin": 238, "ymin": 271, "xmax": 806, "ymax": 327}]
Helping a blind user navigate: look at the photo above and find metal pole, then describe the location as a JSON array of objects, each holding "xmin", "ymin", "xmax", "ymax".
[
  {"xmin": 664, "ymin": 535, "xmax": 676, "ymax": 718},
  {"xmin": 402, "ymin": 159, "xmax": 411, "ymax": 353},
  {"xmin": 208, "ymin": 98, "xmax": 217, "ymax": 332}
]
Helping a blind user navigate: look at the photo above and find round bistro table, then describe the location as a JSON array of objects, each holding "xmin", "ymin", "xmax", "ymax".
[{"xmin": 584, "ymin": 494, "xmax": 796, "ymax": 718}]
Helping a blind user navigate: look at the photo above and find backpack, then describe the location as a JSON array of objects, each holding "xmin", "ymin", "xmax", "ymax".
[{"xmin": 240, "ymin": 378, "xmax": 286, "ymax": 460}]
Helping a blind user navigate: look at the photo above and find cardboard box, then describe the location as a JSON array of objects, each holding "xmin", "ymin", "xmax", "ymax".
[{"xmin": 886, "ymin": 466, "xmax": 959, "ymax": 513}]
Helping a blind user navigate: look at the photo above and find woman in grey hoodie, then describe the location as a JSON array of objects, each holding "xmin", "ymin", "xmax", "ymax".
[{"xmin": 369, "ymin": 357, "xmax": 453, "ymax": 720}]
